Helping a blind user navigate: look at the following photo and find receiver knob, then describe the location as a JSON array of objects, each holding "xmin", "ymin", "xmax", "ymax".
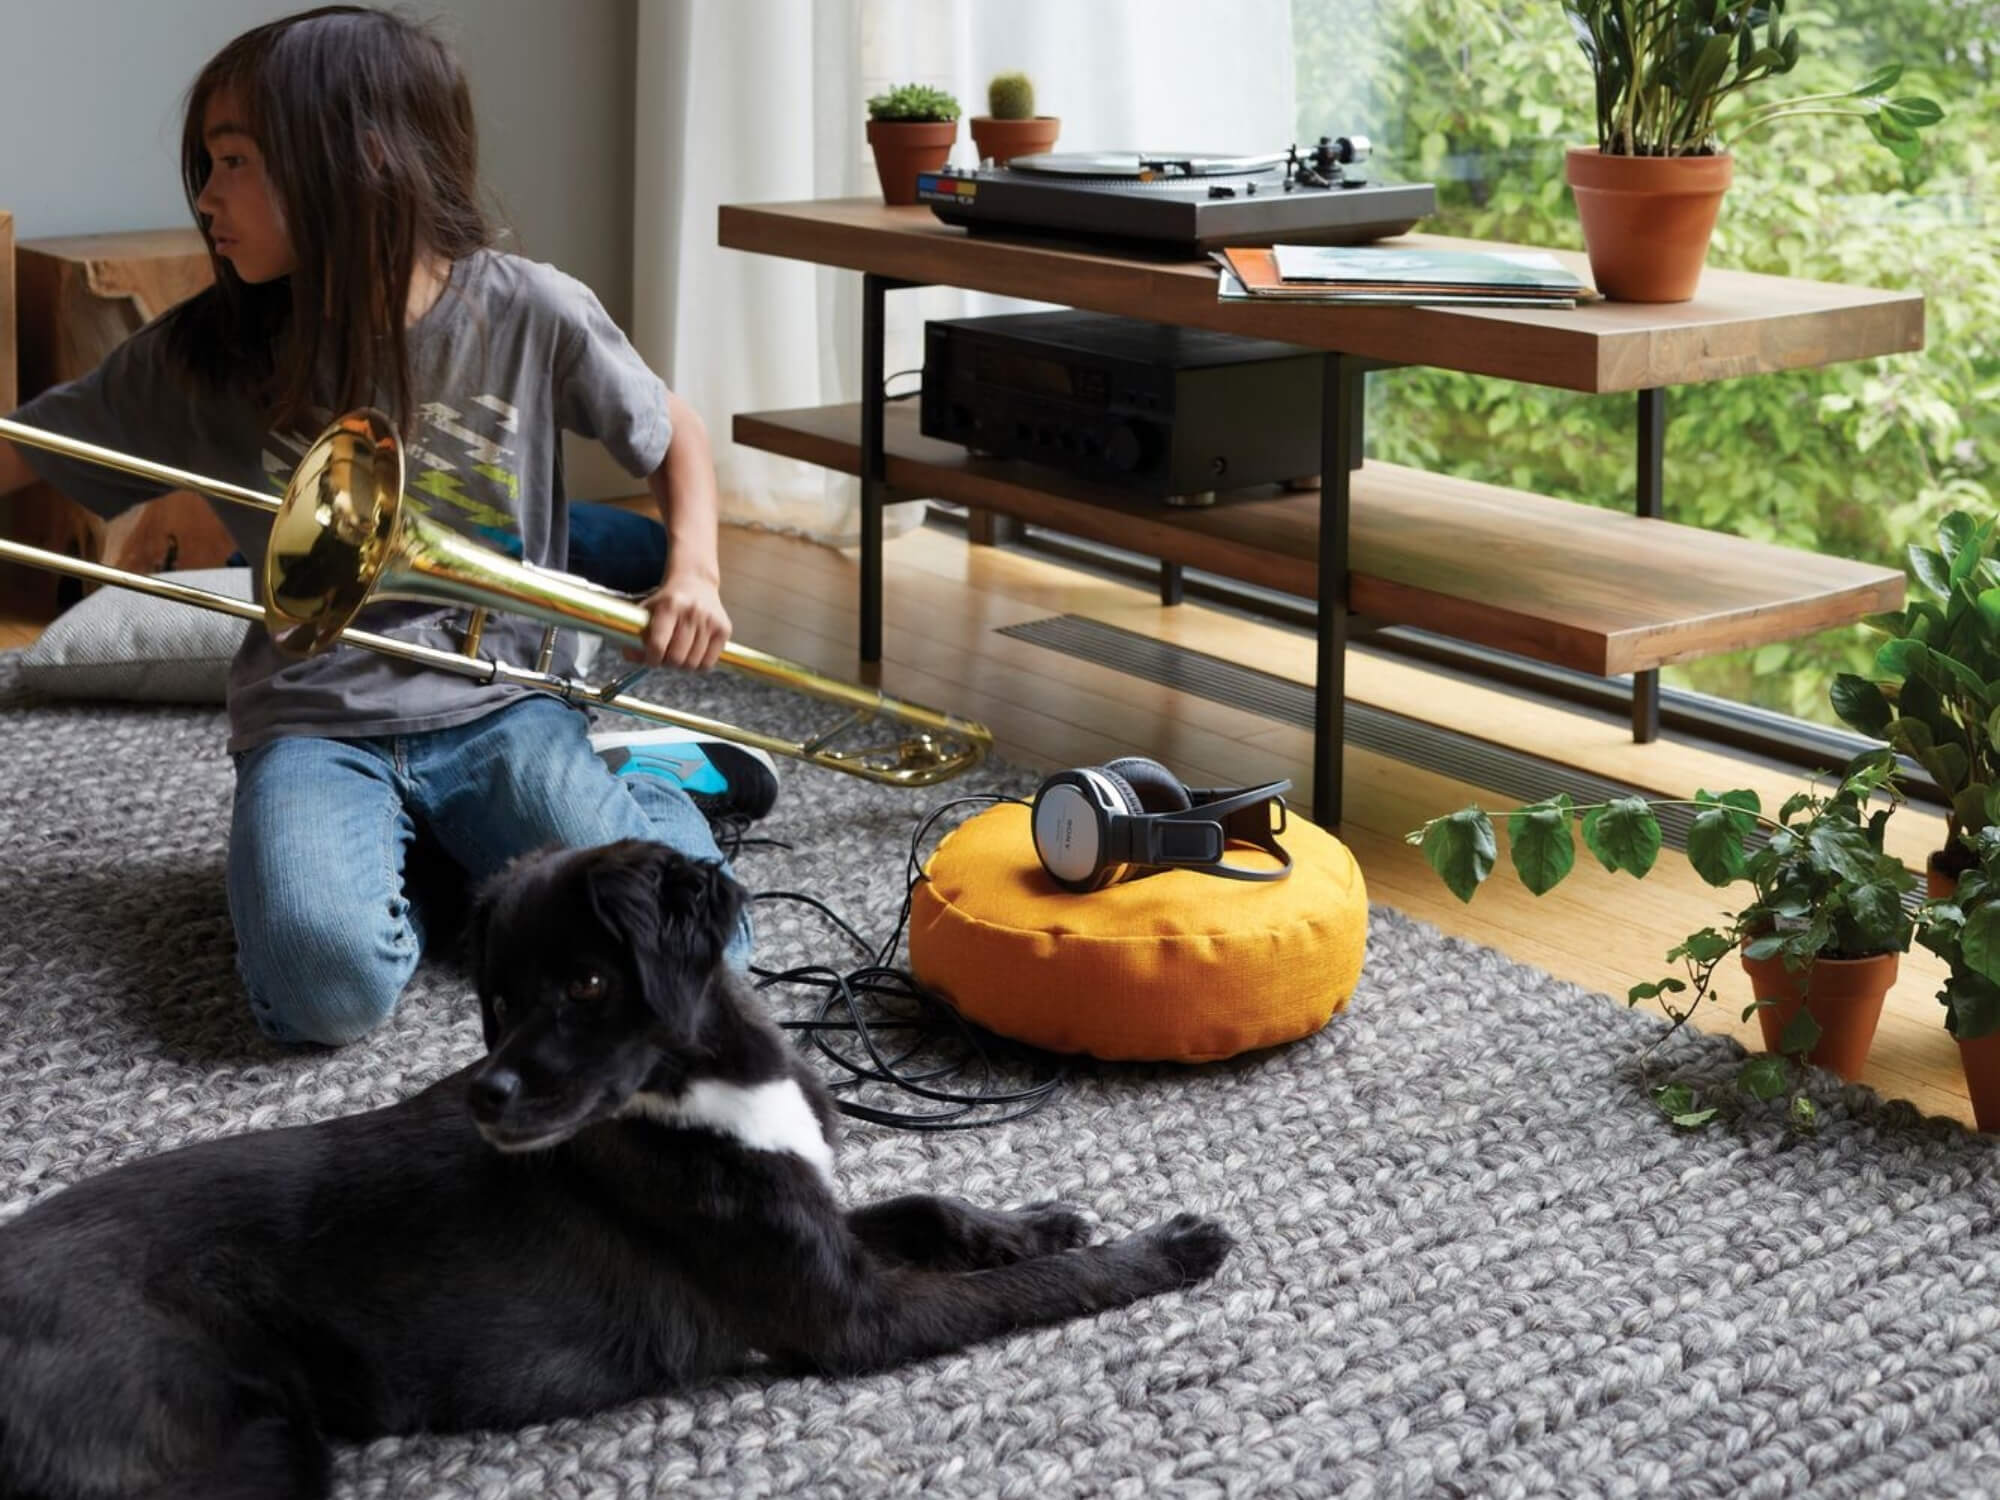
[{"xmin": 1105, "ymin": 422, "xmax": 1148, "ymax": 473}]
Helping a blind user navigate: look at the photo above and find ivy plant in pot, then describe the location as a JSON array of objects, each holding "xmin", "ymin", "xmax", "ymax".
[
  {"xmin": 866, "ymin": 83, "xmax": 961, "ymax": 206},
  {"xmin": 1410, "ymin": 754, "xmax": 1915, "ymax": 1127},
  {"xmin": 1830, "ymin": 511, "xmax": 2000, "ymax": 898},
  {"xmin": 1915, "ymin": 826, "xmax": 2000, "ymax": 1132},
  {"xmin": 1560, "ymin": 0, "xmax": 1942, "ymax": 302},
  {"xmin": 969, "ymin": 71, "xmax": 1060, "ymax": 166}
]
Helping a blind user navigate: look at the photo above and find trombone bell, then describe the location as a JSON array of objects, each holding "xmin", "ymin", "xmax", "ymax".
[{"xmin": 263, "ymin": 409, "xmax": 406, "ymax": 654}]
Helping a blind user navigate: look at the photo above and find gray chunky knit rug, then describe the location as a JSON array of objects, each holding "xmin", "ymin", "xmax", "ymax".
[{"xmin": 5, "ymin": 650, "xmax": 2000, "ymax": 1499}]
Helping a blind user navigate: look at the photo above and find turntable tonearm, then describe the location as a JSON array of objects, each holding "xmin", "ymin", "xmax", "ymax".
[{"xmin": 916, "ymin": 136, "xmax": 1434, "ymax": 257}]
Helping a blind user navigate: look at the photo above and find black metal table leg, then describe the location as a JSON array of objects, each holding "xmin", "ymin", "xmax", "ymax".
[
  {"xmin": 859, "ymin": 273, "xmax": 889, "ymax": 664},
  {"xmin": 1313, "ymin": 355, "xmax": 1363, "ymax": 827},
  {"xmin": 1633, "ymin": 387, "xmax": 1666, "ymax": 742},
  {"xmin": 1161, "ymin": 561, "xmax": 1183, "ymax": 606}
]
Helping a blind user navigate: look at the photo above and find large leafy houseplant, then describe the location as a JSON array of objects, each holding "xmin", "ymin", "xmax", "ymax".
[
  {"xmin": 1913, "ymin": 826, "xmax": 2000, "ymax": 1131},
  {"xmin": 1564, "ymin": 0, "xmax": 1941, "ymax": 158},
  {"xmin": 1916, "ymin": 828, "xmax": 2000, "ymax": 1038},
  {"xmin": 1558, "ymin": 0, "xmax": 1942, "ymax": 300},
  {"xmin": 1831, "ymin": 511, "xmax": 2000, "ymax": 889},
  {"xmin": 1411, "ymin": 754, "xmax": 1915, "ymax": 1127}
]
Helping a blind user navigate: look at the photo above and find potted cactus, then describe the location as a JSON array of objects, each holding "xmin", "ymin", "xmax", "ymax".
[
  {"xmin": 866, "ymin": 83, "xmax": 961, "ymax": 206},
  {"xmin": 969, "ymin": 71, "xmax": 1061, "ymax": 166}
]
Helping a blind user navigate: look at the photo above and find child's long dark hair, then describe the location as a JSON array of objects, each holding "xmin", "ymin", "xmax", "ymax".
[{"xmin": 166, "ymin": 5, "xmax": 494, "ymax": 436}]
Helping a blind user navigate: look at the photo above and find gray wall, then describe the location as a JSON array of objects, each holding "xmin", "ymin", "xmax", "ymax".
[
  {"xmin": 0, "ymin": 0, "xmax": 641, "ymax": 492},
  {"xmin": 0, "ymin": 0, "xmax": 637, "ymax": 320}
]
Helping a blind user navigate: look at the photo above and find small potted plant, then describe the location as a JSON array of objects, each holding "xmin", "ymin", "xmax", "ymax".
[
  {"xmin": 1916, "ymin": 826, "xmax": 2000, "ymax": 1131},
  {"xmin": 1831, "ymin": 510, "xmax": 2000, "ymax": 898},
  {"xmin": 969, "ymin": 71, "xmax": 1060, "ymax": 166},
  {"xmin": 866, "ymin": 82, "xmax": 961, "ymax": 206},
  {"xmin": 1411, "ymin": 753, "xmax": 1915, "ymax": 1126},
  {"xmin": 1561, "ymin": 0, "xmax": 1942, "ymax": 301}
]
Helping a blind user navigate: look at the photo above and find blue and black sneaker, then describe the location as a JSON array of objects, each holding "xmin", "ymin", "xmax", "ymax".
[{"xmin": 590, "ymin": 725, "xmax": 780, "ymax": 824}]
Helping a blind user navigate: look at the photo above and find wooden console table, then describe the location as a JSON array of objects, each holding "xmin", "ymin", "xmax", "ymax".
[{"xmin": 718, "ymin": 199, "xmax": 1919, "ymax": 824}]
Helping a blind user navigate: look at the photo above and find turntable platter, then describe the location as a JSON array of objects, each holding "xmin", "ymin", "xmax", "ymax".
[{"xmin": 1003, "ymin": 150, "xmax": 1286, "ymax": 179}]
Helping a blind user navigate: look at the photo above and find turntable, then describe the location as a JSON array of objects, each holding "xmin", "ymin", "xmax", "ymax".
[{"xmin": 916, "ymin": 136, "xmax": 1434, "ymax": 257}]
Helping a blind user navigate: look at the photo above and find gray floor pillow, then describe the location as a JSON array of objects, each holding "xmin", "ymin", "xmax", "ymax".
[
  {"xmin": 16, "ymin": 568, "xmax": 252, "ymax": 704},
  {"xmin": 16, "ymin": 569, "xmax": 610, "ymax": 704}
]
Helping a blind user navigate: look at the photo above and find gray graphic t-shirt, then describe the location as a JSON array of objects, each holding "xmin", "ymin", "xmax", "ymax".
[{"xmin": 11, "ymin": 249, "xmax": 670, "ymax": 751}]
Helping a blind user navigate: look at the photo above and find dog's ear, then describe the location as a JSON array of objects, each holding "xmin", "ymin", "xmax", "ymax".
[
  {"xmin": 584, "ymin": 841, "xmax": 744, "ymax": 1030},
  {"xmin": 662, "ymin": 854, "xmax": 748, "ymax": 978},
  {"xmin": 464, "ymin": 871, "xmax": 507, "ymax": 1051}
]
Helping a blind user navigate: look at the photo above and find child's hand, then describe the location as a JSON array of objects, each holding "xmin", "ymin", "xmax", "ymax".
[{"xmin": 634, "ymin": 567, "xmax": 731, "ymax": 671}]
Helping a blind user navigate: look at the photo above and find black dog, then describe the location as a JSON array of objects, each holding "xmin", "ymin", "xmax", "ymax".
[{"xmin": 0, "ymin": 840, "xmax": 1231, "ymax": 1500}]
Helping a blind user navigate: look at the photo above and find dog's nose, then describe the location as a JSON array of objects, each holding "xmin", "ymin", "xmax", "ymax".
[{"xmin": 467, "ymin": 1065, "xmax": 521, "ymax": 1121}]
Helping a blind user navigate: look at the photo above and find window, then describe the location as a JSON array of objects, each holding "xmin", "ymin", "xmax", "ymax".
[{"xmin": 1293, "ymin": 0, "xmax": 1996, "ymax": 730}]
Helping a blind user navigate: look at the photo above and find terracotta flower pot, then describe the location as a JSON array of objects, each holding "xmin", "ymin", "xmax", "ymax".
[
  {"xmin": 1956, "ymin": 1029, "xmax": 2000, "ymax": 1134},
  {"xmin": 968, "ymin": 115, "xmax": 1061, "ymax": 166},
  {"xmin": 1927, "ymin": 846, "xmax": 1978, "ymax": 900},
  {"xmin": 1919, "ymin": 857, "xmax": 2000, "ymax": 1132},
  {"xmin": 866, "ymin": 119, "xmax": 958, "ymax": 206},
  {"xmin": 1564, "ymin": 146, "xmax": 1733, "ymax": 304},
  {"xmin": 1740, "ymin": 947, "xmax": 1898, "ymax": 1083}
]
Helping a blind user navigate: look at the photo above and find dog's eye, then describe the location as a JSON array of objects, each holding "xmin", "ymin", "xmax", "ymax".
[{"xmin": 566, "ymin": 971, "xmax": 605, "ymax": 1003}]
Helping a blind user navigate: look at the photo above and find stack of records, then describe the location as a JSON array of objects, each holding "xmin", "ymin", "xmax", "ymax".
[{"xmin": 1214, "ymin": 245, "xmax": 1593, "ymax": 308}]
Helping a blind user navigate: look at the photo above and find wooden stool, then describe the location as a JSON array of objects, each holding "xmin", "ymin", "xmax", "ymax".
[{"xmin": 5, "ymin": 228, "xmax": 238, "ymax": 618}]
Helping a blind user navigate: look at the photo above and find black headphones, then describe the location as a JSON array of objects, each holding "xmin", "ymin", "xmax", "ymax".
[{"xmin": 1030, "ymin": 756, "xmax": 1293, "ymax": 893}]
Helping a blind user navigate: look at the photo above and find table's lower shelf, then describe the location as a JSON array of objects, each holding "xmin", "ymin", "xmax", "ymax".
[{"xmin": 735, "ymin": 403, "xmax": 1905, "ymax": 678}]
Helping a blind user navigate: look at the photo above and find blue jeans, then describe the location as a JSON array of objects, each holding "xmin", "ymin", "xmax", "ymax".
[
  {"xmin": 566, "ymin": 502, "xmax": 669, "ymax": 595},
  {"xmin": 226, "ymin": 696, "xmax": 748, "ymax": 1045}
]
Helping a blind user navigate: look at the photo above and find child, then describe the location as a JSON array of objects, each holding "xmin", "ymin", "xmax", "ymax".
[{"xmin": 0, "ymin": 5, "xmax": 776, "ymax": 1046}]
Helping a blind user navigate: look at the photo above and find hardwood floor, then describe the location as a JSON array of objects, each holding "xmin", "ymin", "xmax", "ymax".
[
  {"xmin": 716, "ymin": 518, "xmax": 1975, "ymax": 1129},
  {"xmin": 0, "ymin": 522, "xmax": 1973, "ymax": 1127}
]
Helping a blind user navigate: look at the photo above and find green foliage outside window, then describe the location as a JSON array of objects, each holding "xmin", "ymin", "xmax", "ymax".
[{"xmin": 1293, "ymin": 0, "xmax": 1999, "ymax": 724}]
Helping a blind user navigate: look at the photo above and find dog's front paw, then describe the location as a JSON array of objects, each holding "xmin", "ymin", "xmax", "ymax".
[
  {"xmin": 1142, "ymin": 1212, "xmax": 1234, "ymax": 1286},
  {"xmin": 1016, "ymin": 1201, "xmax": 1092, "ymax": 1253}
]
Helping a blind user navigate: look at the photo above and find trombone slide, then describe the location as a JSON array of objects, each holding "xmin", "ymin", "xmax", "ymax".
[{"xmin": 0, "ymin": 413, "xmax": 990, "ymax": 787}]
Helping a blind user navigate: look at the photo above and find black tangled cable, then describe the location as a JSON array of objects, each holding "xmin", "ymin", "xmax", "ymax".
[{"xmin": 743, "ymin": 795, "xmax": 1069, "ymax": 1131}]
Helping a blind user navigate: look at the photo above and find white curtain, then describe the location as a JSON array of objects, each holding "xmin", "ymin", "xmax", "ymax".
[{"xmin": 632, "ymin": 0, "xmax": 1295, "ymax": 543}]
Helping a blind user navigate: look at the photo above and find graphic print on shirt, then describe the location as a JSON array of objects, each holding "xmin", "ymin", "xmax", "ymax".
[{"xmin": 260, "ymin": 395, "xmax": 527, "ymax": 559}]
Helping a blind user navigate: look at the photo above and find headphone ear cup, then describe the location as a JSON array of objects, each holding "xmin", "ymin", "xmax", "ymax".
[
  {"xmin": 1101, "ymin": 756, "xmax": 1191, "ymax": 815},
  {"xmin": 1033, "ymin": 768, "xmax": 1129, "ymax": 892},
  {"xmin": 1091, "ymin": 766, "xmax": 1147, "ymax": 817}
]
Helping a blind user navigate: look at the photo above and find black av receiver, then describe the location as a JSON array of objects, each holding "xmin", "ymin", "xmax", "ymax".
[{"xmin": 919, "ymin": 310, "xmax": 1330, "ymax": 504}]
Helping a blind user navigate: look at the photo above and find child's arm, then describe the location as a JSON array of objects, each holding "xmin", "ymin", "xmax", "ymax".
[
  {"xmin": 0, "ymin": 438, "xmax": 34, "ymax": 499},
  {"xmin": 635, "ymin": 390, "xmax": 730, "ymax": 671}
]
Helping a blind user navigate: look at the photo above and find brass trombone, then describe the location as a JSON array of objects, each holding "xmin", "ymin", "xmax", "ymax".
[{"xmin": 0, "ymin": 409, "xmax": 990, "ymax": 787}]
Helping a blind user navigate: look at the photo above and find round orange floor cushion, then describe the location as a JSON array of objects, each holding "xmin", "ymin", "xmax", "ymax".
[{"xmin": 907, "ymin": 802, "xmax": 1368, "ymax": 1062}]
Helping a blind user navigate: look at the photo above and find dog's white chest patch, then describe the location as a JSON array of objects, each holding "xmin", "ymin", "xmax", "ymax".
[{"xmin": 625, "ymin": 1079, "xmax": 834, "ymax": 1185}]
